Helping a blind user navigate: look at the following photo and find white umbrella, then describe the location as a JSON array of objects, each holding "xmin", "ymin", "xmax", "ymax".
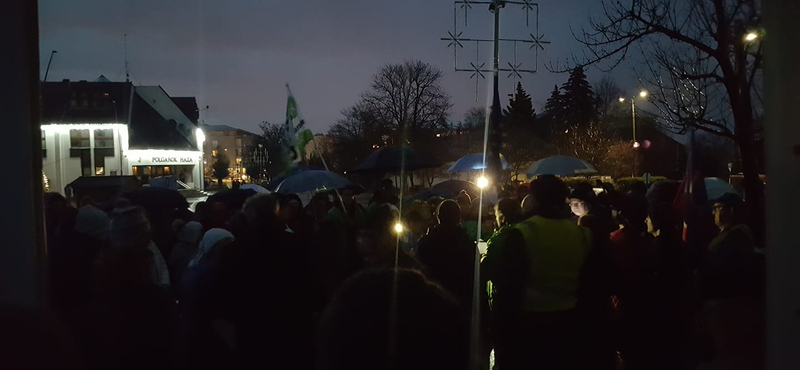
[
  {"xmin": 525, "ymin": 156, "xmax": 597, "ymax": 177},
  {"xmin": 240, "ymin": 184, "xmax": 270, "ymax": 194}
]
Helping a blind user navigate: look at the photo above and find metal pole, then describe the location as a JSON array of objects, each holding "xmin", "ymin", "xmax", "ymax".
[
  {"xmin": 632, "ymin": 97, "xmax": 637, "ymax": 177},
  {"xmin": 43, "ymin": 50, "xmax": 56, "ymax": 82}
]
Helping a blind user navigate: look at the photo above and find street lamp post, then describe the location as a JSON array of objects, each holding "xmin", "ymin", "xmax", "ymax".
[{"xmin": 620, "ymin": 90, "xmax": 648, "ymax": 177}]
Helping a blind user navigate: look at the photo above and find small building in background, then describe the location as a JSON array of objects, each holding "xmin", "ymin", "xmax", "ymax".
[
  {"xmin": 40, "ymin": 77, "xmax": 206, "ymax": 194},
  {"xmin": 200, "ymin": 124, "xmax": 261, "ymax": 184}
]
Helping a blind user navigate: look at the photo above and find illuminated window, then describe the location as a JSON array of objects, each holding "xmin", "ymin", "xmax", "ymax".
[
  {"xmin": 236, "ymin": 157, "xmax": 242, "ymax": 164},
  {"xmin": 94, "ymin": 129, "xmax": 114, "ymax": 148},
  {"xmin": 70, "ymin": 129, "xmax": 90, "ymax": 148}
]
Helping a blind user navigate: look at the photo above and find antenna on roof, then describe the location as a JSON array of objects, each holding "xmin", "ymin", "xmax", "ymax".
[{"xmin": 124, "ymin": 34, "xmax": 130, "ymax": 83}]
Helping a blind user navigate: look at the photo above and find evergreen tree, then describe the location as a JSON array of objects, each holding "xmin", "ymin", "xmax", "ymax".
[
  {"xmin": 544, "ymin": 84, "xmax": 566, "ymax": 133},
  {"xmin": 504, "ymin": 82, "xmax": 536, "ymax": 129},
  {"xmin": 212, "ymin": 152, "xmax": 230, "ymax": 187},
  {"xmin": 561, "ymin": 66, "xmax": 597, "ymax": 127}
]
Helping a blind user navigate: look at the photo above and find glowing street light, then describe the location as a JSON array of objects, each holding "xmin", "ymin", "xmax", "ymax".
[
  {"xmin": 620, "ymin": 89, "xmax": 649, "ymax": 176},
  {"xmin": 394, "ymin": 222, "xmax": 404, "ymax": 233},
  {"xmin": 477, "ymin": 176, "xmax": 490, "ymax": 189},
  {"xmin": 744, "ymin": 32, "xmax": 758, "ymax": 42}
]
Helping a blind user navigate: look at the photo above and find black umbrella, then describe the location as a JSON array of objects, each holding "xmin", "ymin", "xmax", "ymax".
[
  {"xmin": 121, "ymin": 187, "xmax": 189, "ymax": 214},
  {"xmin": 206, "ymin": 188, "xmax": 258, "ymax": 211},
  {"xmin": 431, "ymin": 180, "xmax": 479, "ymax": 198},
  {"xmin": 349, "ymin": 146, "xmax": 441, "ymax": 174}
]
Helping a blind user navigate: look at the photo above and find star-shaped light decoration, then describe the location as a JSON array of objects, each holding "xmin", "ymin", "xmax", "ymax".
[
  {"xmin": 445, "ymin": 31, "xmax": 464, "ymax": 48},
  {"xmin": 460, "ymin": 0, "xmax": 473, "ymax": 26},
  {"xmin": 529, "ymin": 33, "xmax": 549, "ymax": 50},
  {"xmin": 507, "ymin": 62, "xmax": 523, "ymax": 79},
  {"xmin": 521, "ymin": 0, "xmax": 535, "ymax": 26}
]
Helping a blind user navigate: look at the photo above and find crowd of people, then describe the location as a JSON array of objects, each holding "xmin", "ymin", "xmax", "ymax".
[{"xmin": 23, "ymin": 175, "xmax": 765, "ymax": 370}]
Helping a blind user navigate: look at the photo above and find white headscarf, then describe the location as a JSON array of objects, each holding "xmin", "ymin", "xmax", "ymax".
[{"xmin": 188, "ymin": 228, "xmax": 234, "ymax": 267}]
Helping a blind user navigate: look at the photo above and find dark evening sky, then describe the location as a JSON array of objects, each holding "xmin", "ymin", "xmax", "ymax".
[{"xmin": 39, "ymin": 0, "xmax": 637, "ymax": 135}]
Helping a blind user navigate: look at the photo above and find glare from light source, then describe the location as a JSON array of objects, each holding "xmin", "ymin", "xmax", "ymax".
[
  {"xmin": 435, "ymin": 133, "xmax": 442, "ymax": 138},
  {"xmin": 633, "ymin": 141, "xmax": 641, "ymax": 148},
  {"xmin": 477, "ymin": 176, "xmax": 489, "ymax": 189},
  {"xmin": 394, "ymin": 223, "xmax": 404, "ymax": 233},
  {"xmin": 618, "ymin": 97, "xmax": 625, "ymax": 103},
  {"xmin": 744, "ymin": 32, "xmax": 758, "ymax": 42},
  {"xmin": 639, "ymin": 90, "xmax": 648, "ymax": 98}
]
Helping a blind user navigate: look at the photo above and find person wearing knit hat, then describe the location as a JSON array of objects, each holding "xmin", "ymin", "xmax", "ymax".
[
  {"xmin": 109, "ymin": 203, "xmax": 170, "ymax": 287},
  {"xmin": 74, "ymin": 206, "xmax": 110, "ymax": 241}
]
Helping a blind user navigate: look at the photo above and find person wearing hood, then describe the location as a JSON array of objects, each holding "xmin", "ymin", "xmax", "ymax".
[
  {"xmin": 417, "ymin": 200, "xmax": 478, "ymax": 313},
  {"xmin": 49, "ymin": 206, "xmax": 110, "ymax": 315},
  {"xmin": 108, "ymin": 202, "xmax": 171, "ymax": 287},
  {"xmin": 179, "ymin": 228, "xmax": 236, "ymax": 369},
  {"xmin": 168, "ymin": 220, "xmax": 204, "ymax": 288}
]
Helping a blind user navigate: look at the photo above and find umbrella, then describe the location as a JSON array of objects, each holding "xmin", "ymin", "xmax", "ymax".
[
  {"xmin": 447, "ymin": 153, "xmax": 510, "ymax": 173},
  {"xmin": 525, "ymin": 156, "xmax": 597, "ymax": 177},
  {"xmin": 240, "ymin": 184, "xmax": 270, "ymax": 194},
  {"xmin": 266, "ymin": 166, "xmax": 326, "ymax": 190},
  {"xmin": 403, "ymin": 188, "xmax": 456, "ymax": 204},
  {"xmin": 206, "ymin": 188, "xmax": 258, "ymax": 211},
  {"xmin": 431, "ymin": 180, "xmax": 479, "ymax": 198},
  {"xmin": 275, "ymin": 170, "xmax": 362, "ymax": 194},
  {"xmin": 121, "ymin": 187, "xmax": 188, "ymax": 214},
  {"xmin": 705, "ymin": 177, "xmax": 738, "ymax": 201},
  {"xmin": 349, "ymin": 146, "xmax": 441, "ymax": 173}
]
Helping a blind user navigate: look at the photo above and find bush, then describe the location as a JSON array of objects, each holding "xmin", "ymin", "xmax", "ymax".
[{"xmin": 614, "ymin": 176, "xmax": 667, "ymax": 192}]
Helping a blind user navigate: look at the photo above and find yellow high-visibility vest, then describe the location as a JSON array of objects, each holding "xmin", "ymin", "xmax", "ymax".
[{"xmin": 513, "ymin": 216, "xmax": 592, "ymax": 312}]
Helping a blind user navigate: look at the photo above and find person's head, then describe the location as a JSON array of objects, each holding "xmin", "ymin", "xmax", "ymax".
[
  {"xmin": 618, "ymin": 194, "xmax": 649, "ymax": 233},
  {"xmin": 189, "ymin": 228, "xmax": 235, "ymax": 267},
  {"xmin": 516, "ymin": 182, "xmax": 531, "ymax": 200},
  {"xmin": 310, "ymin": 193, "xmax": 332, "ymax": 220},
  {"xmin": 712, "ymin": 193, "xmax": 742, "ymax": 229},
  {"xmin": 456, "ymin": 190, "xmax": 471, "ymax": 212},
  {"xmin": 206, "ymin": 201, "xmax": 231, "ymax": 230},
  {"xmin": 436, "ymin": 199, "xmax": 461, "ymax": 226},
  {"xmin": 279, "ymin": 198, "xmax": 303, "ymax": 230},
  {"xmin": 79, "ymin": 196, "xmax": 96, "ymax": 208},
  {"xmin": 242, "ymin": 194, "xmax": 280, "ymax": 229},
  {"xmin": 339, "ymin": 189, "xmax": 355, "ymax": 205},
  {"xmin": 495, "ymin": 198, "xmax": 522, "ymax": 227},
  {"xmin": 358, "ymin": 204, "xmax": 401, "ymax": 263},
  {"xmin": 530, "ymin": 175, "xmax": 570, "ymax": 218},
  {"xmin": 521, "ymin": 194, "xmax": 537, "ymax": 219},
  {"xmin": 317, "ymin": 268, "xmax": 469, "ymax": 370},
  {"xmin": 175, "ymin": 220, "xmax": 203, "ymax": 245},
  {"xmin": 569, "ymin": 186, "xmax": 594, "ymax": 218},
  {"xmin": 645, "ymin": 180, "xmax": 681, "ymax": 232},
  {"xmin": 109, "ymin": 203, "xmax": 151, "ymax": 249},
  {"xmin": 74, "ymin": 206, "xmax": 110, "ymax": 241},
  {"xmin": 629, "ymin": 180, "xmax": 648, "ymax": 196}
]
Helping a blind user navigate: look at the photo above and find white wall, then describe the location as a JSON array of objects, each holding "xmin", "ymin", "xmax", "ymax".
[{"xmin": 41, "ymin": 124, "xmax": 127, "ymax": 194}]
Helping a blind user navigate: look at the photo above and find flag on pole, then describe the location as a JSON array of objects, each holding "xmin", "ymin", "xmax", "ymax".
[{"xmin": 283, "ymin": 85, "xmax": 314, "ymax": 168}]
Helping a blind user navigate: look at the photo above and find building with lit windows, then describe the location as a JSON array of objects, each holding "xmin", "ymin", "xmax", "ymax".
[
  {"xmin": 40, "ymin": 78, "xmax": 206, "ymax": 194},
  {"xmin": 200, "ymin": 124, "xmax": 261, "ymax": 183}
]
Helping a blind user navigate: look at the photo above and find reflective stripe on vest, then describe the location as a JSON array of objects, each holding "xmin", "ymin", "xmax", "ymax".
[{"xmin": 513, "ymin": 216, "xmax": 592, "ymax": 312}]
